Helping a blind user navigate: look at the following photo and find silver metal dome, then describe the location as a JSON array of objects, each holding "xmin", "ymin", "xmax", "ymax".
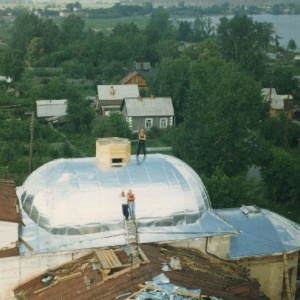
[{"xmin": 17, "ymin": 154, "xmax": 211, "ymax": 235}]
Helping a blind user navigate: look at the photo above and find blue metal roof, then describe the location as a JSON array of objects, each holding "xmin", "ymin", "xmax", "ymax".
[{"xmin": 216, "ymin": 206, "xmax": 300, "ymax": 259}]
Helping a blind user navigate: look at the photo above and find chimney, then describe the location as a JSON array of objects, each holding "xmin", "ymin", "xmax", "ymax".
[
  {"xmin": 150, "ymin": 94, "xmax": 155, "ymax": 100},
  {"xmin": 110, "ymin": 85, "xmax": 115, "ymax": 95},
  {"xmin": 96, "ymin": 137, "xmax": 131, "ymax": 168}
]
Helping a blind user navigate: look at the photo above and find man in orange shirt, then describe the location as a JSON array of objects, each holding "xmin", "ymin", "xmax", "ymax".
[{"xmin": 127, "ymin": 189, "xmax": 135, "ymax": 219}]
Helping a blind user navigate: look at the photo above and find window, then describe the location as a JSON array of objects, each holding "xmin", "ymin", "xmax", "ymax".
[
  {"xmin": 145, "ymin": 118, "xmax": 153, "ymax": 129},
  {"xmin": 160, "ymin": 118, "xmax": 167, "ymax": 128}
]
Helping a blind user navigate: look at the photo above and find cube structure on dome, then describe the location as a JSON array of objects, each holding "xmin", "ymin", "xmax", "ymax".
[{"xmin": 96, "ymin": 137, "xmax": 131, "ymax": 166}]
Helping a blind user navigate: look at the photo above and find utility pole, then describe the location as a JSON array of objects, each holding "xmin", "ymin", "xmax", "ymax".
[
  {"xmin": 25, "ymin": 112, "xmax": 34, "ymax": 174},
  {"xmin": 284, "ymin": 94, "xmax": 291, "ymax": 151}
]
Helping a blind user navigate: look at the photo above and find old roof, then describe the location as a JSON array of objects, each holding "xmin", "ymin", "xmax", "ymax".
[
  {"xmin": 216, "ymin": 206, "xmax": 300, "ymax": 259},
  {"xmin": 97, "ymin": 84, "xmax": 139, "ymax": 101},
  {"xmin": 0, "ymin": 178, "xmax": 20, "ymax": 223},
  {"xmin": 119, "ymin": 71, "xmax": 145, "ymax": 85},
  {"xmin": 14, "ymin": 244, "xmax": 262, "ymax": 300},
  {"xmin": 36, "ymin": 99, "xmax": 67, "ymax": 118},
  {"xmin": 17, "ymin": 154, "xmax": 236, "ymax": 255},
  {"xmin": 123, "ymin": 97, "xmax": 174, "ymax": 117}
]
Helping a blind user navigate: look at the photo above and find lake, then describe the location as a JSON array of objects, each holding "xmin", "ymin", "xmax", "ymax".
[{"xmin": 176, "ymin": 14, "xmax": 300, "ymax": 49}]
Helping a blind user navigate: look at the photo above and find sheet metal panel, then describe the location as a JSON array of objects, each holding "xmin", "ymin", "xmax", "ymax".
[
  {"xmin": 216, "ymin": 207, "xmax": 300, "ymax": 259},
  {"xmin": 16, "ymin": 154, "xmax": 237, "ymax": 254},
  {"xmin": 124, "ymin": 97, "xmax": 174, "ymax": 117}
]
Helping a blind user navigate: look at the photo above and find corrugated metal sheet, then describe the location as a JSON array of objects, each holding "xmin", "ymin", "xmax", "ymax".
[
  {"xmin": 16, "ymin": 154, "xmax": 236, "ymax": 255},
  {"xmin": 36, "ymin": 100, "xmax": 67, "ymax": 117},
  {"xmin": 216, "ymin": 206, "xmax": 300, "ymax": 259},
  {"xmin": 97, "ymin": 84, "xmax": 139, "ymax": 100},
  {"xmin": 124, "ymin": 97, "xmax": 174, "ymax": 117}
]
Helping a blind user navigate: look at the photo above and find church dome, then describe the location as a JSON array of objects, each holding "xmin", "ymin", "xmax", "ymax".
[{"xmin": 17, "ymin": 154, "xmax": 211, "ymax": 235}]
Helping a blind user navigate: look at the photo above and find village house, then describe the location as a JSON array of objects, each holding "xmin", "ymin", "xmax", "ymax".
[
  {"xmin": 121, "ymin": 96, "xmax": 175, "ymax": 132},
  {"xmin": 96, "ymin": 84, "xmax": 140, "ymax": 116},
  {"xmin": 0, "ymin": 138, "xmax": 300, "ymax": 300},
  {"xmin": 262, "ymin": 88, "xmax": 293, "ymax": 119},
  {"xmin": 119, "ymin": 70, "xmax": 148, "ymax": 91}
]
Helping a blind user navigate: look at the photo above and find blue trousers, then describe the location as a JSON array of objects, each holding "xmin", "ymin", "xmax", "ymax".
[{"xmin": 128, "ymin": 201, "xmax": 135, "ymax": 219}]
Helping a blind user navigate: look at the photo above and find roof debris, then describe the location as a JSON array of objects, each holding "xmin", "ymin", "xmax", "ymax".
[{"xmin": 14, "ymin": 244, "xmax": 263, "ymax": 300}]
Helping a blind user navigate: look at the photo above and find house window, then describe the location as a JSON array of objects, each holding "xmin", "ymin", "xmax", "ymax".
[
  {"xmin": 145, "ymin": 118, "xmax": 153, "ymax": 129},
  {"xmin": 160, "ymin": 118, "xmax": 167, "ymax": 128}
]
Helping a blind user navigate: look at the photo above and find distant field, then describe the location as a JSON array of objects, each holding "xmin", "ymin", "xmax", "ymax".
[
  {"xmin": 0, "ymin": 14, "xmax": 150, "ymax": 42},
  {"xmin": 83, "ymin": 16, "xmax": 150, "ymax": 35}
]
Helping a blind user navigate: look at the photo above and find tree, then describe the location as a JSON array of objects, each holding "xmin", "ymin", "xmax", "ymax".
[
  {"xmin": 145, "ymin": 10, "xmax": 174, "ymax": 45},
  {"xmin": 217, "ymin": 15, "xmax": 273, "ymax": 63},
  {"xmin": 287, "ymin": 39, "xmax": 297, "ymax": 52},
  {"xmin": 149, "ymin": 55, "xmax": 191, "ymax": 124},
  {"xmin": 60, "ymin": 14, "xmax": 85, "ymax": 45},
  {"xmin": 261, "ymin": 147, "xmax": 300, "ymax": 203},
  {"xmin": 27, "ymin": 37, "xmax": 45, "ymax": 66},
  {"xmin": 11, "ymin": 13, "xmax": 42, "ymax": 56},
  {"xmin": 91, "ymin": 112, "xmax": 131, "ymax": 138},
  {"xmin": 1, "ymin": 47, "xmax": 24, "ymax": 80},
  {"xmin": 173, "ymin": 58, "xmax": 263, "ymax": 177}
]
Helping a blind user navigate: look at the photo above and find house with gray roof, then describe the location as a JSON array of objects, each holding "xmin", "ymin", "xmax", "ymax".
[
  {"xmin": 121, "ymin": 96, "xmax": 175, "ymax": 132},
  {"xmin": 36, "ymin": 99, "xmax": 67, "ymax": 118},
  {"xmin": 96, "ymin": 84, "xmax": 140, "ymax": 116}
]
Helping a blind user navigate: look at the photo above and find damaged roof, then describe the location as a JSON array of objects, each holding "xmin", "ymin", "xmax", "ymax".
[
  {"xmin": 0, "ymin": 178, "xmax": 20, "ymax": 224},
  {"xmin": 14, "ymin": 244, "xmax": 263, "ymax": 300}
]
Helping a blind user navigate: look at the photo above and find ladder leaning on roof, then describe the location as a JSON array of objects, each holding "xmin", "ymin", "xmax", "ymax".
[{"xmin": 125, "ymin": 219, "xmax": 140, "ymax": 264}]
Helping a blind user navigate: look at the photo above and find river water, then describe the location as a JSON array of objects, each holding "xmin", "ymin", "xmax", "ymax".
[{"xmin": 176, "ymin": 14, "xmax": 300, "ymax": 49}]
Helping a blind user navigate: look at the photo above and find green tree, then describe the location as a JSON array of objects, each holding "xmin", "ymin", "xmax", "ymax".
[
  {"xmin": 145, "ymin": 10, "xmax": 174, "ymax": 45},
  {"xmin": 27, "ymin": 37, "xmax": 45, "ymax": 66},
  {"xmin": 66, "ymin": 91, "xmax": 94, "ymax": 133},
  {"xmin": 92, "ymin": 112, "xmax": 131, "ymax": 138},
  {"xmin": 149, "ymin": 55, "xmax": 191, "ymax": 123},
  {"xmin": 1, "ymin": 47, "xmax": 24, "ymax": 80},
  {"xmin": 202, "ymin": 172, "xmax": 259, "ymax": 209},
  {"xmin": 41, "ymin": 19, "xmax": 60, "ymax": 54},
  {"xmin": 11, "ymin": 12, "xmax": 42, "ymax": 56},
  {"xmin": 217, "ymin": 15, "xmax": 272, "ymax": 63},
  {"xmin": 261, "ymin": 147, "xmax": 300, "ymax": 203},
  {"xmin": 173, "ymin": 58, "xmax": 263, "ymax": 177},
  {"xmin": 287, "ymin": 39, "xmax": 297, "ymax": 52},
  {"xmin": 60, "ymin": 14, "xmax": 85, "ymax": 45}
]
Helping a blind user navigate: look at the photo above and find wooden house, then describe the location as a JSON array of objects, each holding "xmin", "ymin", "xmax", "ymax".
[
  {"xmin": 119, "ymin": 71, "xmax": 148, "ymax": 91},
  {"xmin": 262, "ymin": 88, "xmax": 293, "ymax": 119},
  {"xmin": 121, "ymin": 96, "xmax": 175, "ymax": 132}
]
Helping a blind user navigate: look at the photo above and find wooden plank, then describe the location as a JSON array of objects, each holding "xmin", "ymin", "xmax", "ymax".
[
  {"xmin": 137, "ymin": 246, "xmax": 150, "ymax": 264},
  {"xmin": 94, "ymin": 250, "xmax": 110, "ymax": 269},
  {"xmin": 105, "ymin": 249, "xmax": 122, "ymax": 268}
]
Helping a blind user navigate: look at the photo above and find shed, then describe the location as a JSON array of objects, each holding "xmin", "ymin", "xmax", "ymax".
[
  {"xmin": 36, "ymin": 99, "xmax": 67, "ymax": 118},
  {"xmin": 121, "ymin": 96, "xmax": 175, "ymax": 132}
]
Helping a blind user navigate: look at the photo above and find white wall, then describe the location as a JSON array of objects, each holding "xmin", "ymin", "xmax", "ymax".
[
  {"xmin": 0, "ymin": 221, "xmax": 18, "ymax": 249},
  {"xmin": 0, "ymin": 250, "xmax": 91, "ymax": 300}
]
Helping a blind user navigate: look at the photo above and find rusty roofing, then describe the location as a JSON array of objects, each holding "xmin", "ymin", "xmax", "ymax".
[
  {"xmin": 14, "ymin": 244, "xmax": 263, "ymax": 300},
  {"xmin": 0, "ymin": 178, "xmax": 20, "ymax": 223}
]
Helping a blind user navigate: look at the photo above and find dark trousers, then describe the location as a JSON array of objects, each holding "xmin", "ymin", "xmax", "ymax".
[
  {"xmin": 122, "ymin": 204, "xmax": 129, "ymax": 220},
  {"xmin": 137, "ymin": 141, "xmax": 146, "ymax": 156}
]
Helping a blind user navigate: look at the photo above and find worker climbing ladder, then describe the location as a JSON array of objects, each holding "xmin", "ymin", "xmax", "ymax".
[{"xmin": 124, "ymin": 219, "xmax": 140, "ymax": 264}]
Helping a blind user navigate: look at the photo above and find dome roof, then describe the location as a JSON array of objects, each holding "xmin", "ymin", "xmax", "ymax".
[{"xmin": 18, "ymin": 154, "xmax": 211, "ymax": 235}]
